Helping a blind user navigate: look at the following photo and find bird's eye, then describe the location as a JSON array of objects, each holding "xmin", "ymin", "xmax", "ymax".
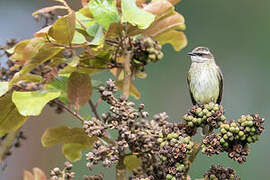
[{"xmin": 197, "ymin": 53, "xmax": 204, "ymax": 56}]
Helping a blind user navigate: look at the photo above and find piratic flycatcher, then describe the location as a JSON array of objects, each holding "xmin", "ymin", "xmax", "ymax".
[{"xmin": 187, "ymin": 47, "xmax": 223, "ymax": 105}]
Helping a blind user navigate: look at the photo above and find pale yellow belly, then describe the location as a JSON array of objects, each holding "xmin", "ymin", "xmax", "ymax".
[{"xmin": 189, "ymin": 65, "xmax": 220, "ymax": 104}]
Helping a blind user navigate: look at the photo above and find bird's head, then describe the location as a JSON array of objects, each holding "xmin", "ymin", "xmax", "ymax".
[{"xmin": 187, "ymin": 47, "xmax": 215, "ymax": 63}]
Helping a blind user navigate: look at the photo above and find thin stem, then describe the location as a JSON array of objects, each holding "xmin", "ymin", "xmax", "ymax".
[
  {"xmin": 185, "ymin": 142, "xmax": 202, "ymax": 180},
  {"xmin": 116, "ymin": 156, "xmax": 126, "ymax": 180},
  {"xmin": 122, "ymin": 50, "xmax": 133, "ymax": 98},
  {"xmin": 0, "ymin": 130, "xmax": 19, "ymax": 163},
  {"xmin": 53, "ymin": 101, "xmax": 84, "ymax": 122},
  {"xmin": 88, "ymin": 99, "xmax": 101, "ymax": 120}
]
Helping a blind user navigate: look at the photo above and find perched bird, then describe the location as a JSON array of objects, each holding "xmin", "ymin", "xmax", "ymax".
[{"xmin": 187, "ymin": 47, "xmax": 223, "ymax": 105}]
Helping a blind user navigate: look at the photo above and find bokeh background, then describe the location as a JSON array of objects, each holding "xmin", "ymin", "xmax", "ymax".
[{"xmin": 0, "ymin": 0, "xmax": 269, "ymax": 179}]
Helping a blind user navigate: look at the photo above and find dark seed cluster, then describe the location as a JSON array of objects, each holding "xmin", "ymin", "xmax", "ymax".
[
  {"xmin": 83, "ymin": 174, "xmax": 104, "ymax": 180},
  {"xmin": 132, "ymin": 36, "xmax": 163, "ymax": 71},
  {"xmin": 50, "ymin": 161, "xmax": 75, "ymax": 180},
  {"xmin": 86, "ymin": 80, "xmax": 198, "ymax": 180},
  {"xmin": 183, "ymin": 103, "xmax": 226, "ymax": 132},
  {"xmin": 204, "ymin": 165, "xmax": 240, "ymax": 180}
]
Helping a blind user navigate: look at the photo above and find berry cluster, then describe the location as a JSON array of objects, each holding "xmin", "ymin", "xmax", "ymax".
[
  {"xmin": 50, "ymin": 161, "xmax": 75, "ymax": 180},
  {"xmin": 202, "ymin": 114, "xmax": 264, "ymax": 163},
  {"xmin": 204, "ymin": 165, "xmax": 240, "ymax": 180},
  {"xmin": 132, "ymin": 36, "xmax": 163, "ymax": 71},
  {"xmin": 184, "ymin": 102, "xmax": 226, "ymax": 131},
  {"xmin": 83, "ymin": 174, "xmax": 104, "ymax": 180}
]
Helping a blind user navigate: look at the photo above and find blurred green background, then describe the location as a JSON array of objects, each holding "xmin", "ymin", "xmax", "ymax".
[{"xmin": 0, "ymin": 0, "xmax": 269, "ymax": 179}]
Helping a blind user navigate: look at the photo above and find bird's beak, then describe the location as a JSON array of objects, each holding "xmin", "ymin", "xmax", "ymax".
[{"xmin": 187, "ymin": 52, "xmax": 194, "ymax": 56}]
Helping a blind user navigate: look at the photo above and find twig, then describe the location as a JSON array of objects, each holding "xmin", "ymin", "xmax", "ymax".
[
  {"xmin": 116, "ymin": 156, "xmax": 126, "ymax": 180},
  {"xmin": 53, "ymin": 101, "xmax": 84, "ymax": 122},
  {"xmin": 122, "ymin": 50, "xmax": 133, "ymax": 98},
  {"xmin": 88, "ymin": 99, "xmax": 101, "ymax": 120}
]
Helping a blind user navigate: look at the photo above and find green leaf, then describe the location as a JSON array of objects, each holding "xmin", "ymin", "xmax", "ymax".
[
  {"xmin": 121, "ymin": 0, "xmax": 155, "ymax": 29},
  {"xmin": 154, "ymin": 30, "xmax": 187, "ymax": 51},
  {"xmin": 45, "ymin": 75, "xmax": 69, "ymax": 104},
  {"xmin": 72, "ymin": 31, "xmax": 87, "ymax": 44},
  {"xmin": 67, "ymin": 72, "xmax": 92, "ymax": 108},
  {"xmin": 49, "ymin": 12, "xmax": 76, "ymax": 44},
  {"xmin": 0, "ymin": 82, "xmax": 9, "ymax": 97},
  {"xmin": 12, "ymin": 90, "xmax": 61, "ymax": 116},
  {"xmin": 41, "ymin": 126, "xmax": 98, "ymax": 161},
  {"xmin": 89, "ymin": 24, "xmax": 104, "ymax": 45},
  {"xmin": 0, "ymin": 93, "xmax": 28, "ymax": 137},
  {"xmin": 10, "ymin": 43, "xmax": 63, "ymax": 85},
  {"xmin": 88, "ymin": 0, "xmax": 119, "ymax": 30},
  {"xmin": 9, "ymin": 40, "xmax": 31, "ymax": 61},
  {"xmin": 124, "ymin": 155, "xmax": 142, "ymax": 171},
  {"xmin": 62, "ymin": 143, "xmax": 85, "ymax": 162}
]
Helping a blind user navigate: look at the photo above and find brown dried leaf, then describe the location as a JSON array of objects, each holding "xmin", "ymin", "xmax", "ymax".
[
  {"xmin": 67, "ymin": 72, "xmax": 92, "ymax": 108},
  {"xmin": 32, "ymin": 5, "xmax": 68, "ymax": 16},
  {"xmin": 143, "ymin": 12, "xmax": 185, "ymax": 36}
]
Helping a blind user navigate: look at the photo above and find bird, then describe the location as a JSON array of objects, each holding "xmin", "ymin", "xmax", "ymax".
[{"xmin": 187, "ymin": 47, "xmax": 223, "ymax": 105}]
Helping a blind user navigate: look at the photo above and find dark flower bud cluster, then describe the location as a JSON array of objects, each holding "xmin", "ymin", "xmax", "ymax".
[
  {"xmin": 202, "ymin": 114, "xmax": 264, "ymax": 163},
  {"xmin": 132, "ymin": 36, "xmax": 163, "ymax": 71},
  {"xmin": 83, "ymin": 117, "xmax": 108, "ymax": 137},
  {"xmin": 157, "ymin": 127, "xmax": 194, "ymax": 180},
  {"xmin": 50, "ymin": 161, "xmax": 75, "ymax": 180},
  {"xmin": 83, "ymin": 174, "xmax": 104, "ymax": 180},
  {"xmin": 86, "ymin": 140, "xmax": 123, "ymax": 169},
  {"xmin": 183, "ymin": 102, "xmax": 226, "ymax": 131},
  {"xmin": 204, "ymin": 165, "xmax": 240, "ymax": 180}
]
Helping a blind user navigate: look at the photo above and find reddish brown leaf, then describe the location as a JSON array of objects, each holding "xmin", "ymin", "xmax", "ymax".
[
  {"xmin": 67, "ymin": 72, "xmax": 92, "ymax": 108},
  {"xmin": 143, "ymin": 12, "xmax": 185, "ymax": 36},
  {"xmin": 143, "ymin": 0, "xmax": 174, "ymax": 16},
  {"xmin": 32, "ymin": 5, "xmax": 68, "ymax": 16}
]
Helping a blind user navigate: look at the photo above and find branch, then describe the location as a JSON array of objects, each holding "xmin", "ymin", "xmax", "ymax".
[
  {"xmin": 0, "ymin": 130, "xmax": 19, "ymax": 163},
  {"xmin": 116, "ymin": 156, "xmax": 126, "ymax": 180},
  {"xmin": 53, "ymin": 101, "xmax": 84, "ymax": 122},
  {"xmin": 122, "ymin": 50, "xmax": 133, "ymax": 98}
]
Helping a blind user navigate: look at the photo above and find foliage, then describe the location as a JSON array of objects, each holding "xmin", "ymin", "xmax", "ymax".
[{"xmin": 0, "ymin": 0, "xmax": 264, "ymax": 180}]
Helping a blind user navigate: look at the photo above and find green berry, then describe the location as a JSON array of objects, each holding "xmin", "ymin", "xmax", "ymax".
[
  {"xmin": 220, "ymin": 138, "xmax": 225, "ymax": 144},
  {"xmin": 221, "ymin": 128, "xmax": 227, "ymax": 134},
  {"xmin": 166, "ymin": 174, "xmax": 173, "ymax": 179},
  {"xmin": 220, "ymin": 115, "xmax": 226, "ymax": 121},
  {"xmin": 157, "ymin": 138, "xmax": 163, "ymax": 143}
]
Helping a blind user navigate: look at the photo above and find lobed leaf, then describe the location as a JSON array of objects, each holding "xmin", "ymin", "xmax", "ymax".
[
  {"xmin": 88, "ymin": 0, "xmax": 119, "ymax": 30},
  {"xmin": 41, "ymin": 126, "xmax": 98, "ymax": 161},
  {"xmin": 0, "ymin": 93, "xmax": 28, "ymax": 137},
  {"xmin": 12, "ymin": 90, "xmax": 61, "ymax": 116},
  {"xmin": 121, "ymin": 0, "xmax": 155, "ymax": 29},
  {"xmin": 48, "ymin": 12, "xmax": 76, "ymax": 45},
  {"xmin": 32, "ymin": 5, "xmax": 68, "ymax": 16},
  {"xmin": 67, "ymin": 72, "xmax": 92, "ymax": 108},
  {"xmin": 154, "ymin": 30, "xmax": 187, "ymax": 51}
]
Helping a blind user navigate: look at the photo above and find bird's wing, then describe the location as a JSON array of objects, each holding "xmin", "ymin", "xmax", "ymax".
[
  {"xmin": 216, "ymin": 66, "xmax": 223, "ymax": 104},
  {"xmin": 187, "ymin": 73, "xmax": 197, "ymax": 105}
]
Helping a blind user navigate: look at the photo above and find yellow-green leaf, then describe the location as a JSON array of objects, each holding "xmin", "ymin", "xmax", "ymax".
[
  {"xmin": 10, "ymin": 43, "xmax": 63, "ymax": 85},
  {"xmin": 12, "ymin": 90, "xmax": 61, "ymax": 116},
  {"xmin": 72, "ymin": 31, "xmax": 87, "ymax": 44},
  {"xmin": 9, "ymin": 40, "xmax": 31, "ymax": 61},
  {"xmin": 67, "ymin": 72, "xmax": 92, "ymax": 108},
  {"xmin": 0, "ymin": 82, "xmax": 9, "ymax": 97},
  {"xmin": 154, "ymin": 30, "xmax": 187, "ymax": 51},
  {"xmin": 62, "ymin": 143, "xmax": 85, "ymax": 161},
  {"xmin": 124, "ymin": 155, "xmax": 142, "ymax": 171},
  {"xmin": 88, "ymin": 0, "xmax": 119, "ymax": 30},
  {"xmin": 41, "ymin": 126, "xmax": 98, "ymax": 161},
  {"xmin": 49, "ymin": 12, "xmax": 76, "ymax": 44},
  {"xmin": 121, "ymin": 0, "xmax": 155, "ymax": 29},
  {"xmin": 0, "ymin": 93, "xmax": 28, "ymax": 137}
]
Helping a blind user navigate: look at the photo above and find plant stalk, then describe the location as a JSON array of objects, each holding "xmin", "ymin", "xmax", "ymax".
[
  {"xmin": 122, "ymin": 50, "xmax": 133, "ymax": 98},
  {"xmin": 116, "ymin": 156, "xmax": 126, "ymax": 180}
]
